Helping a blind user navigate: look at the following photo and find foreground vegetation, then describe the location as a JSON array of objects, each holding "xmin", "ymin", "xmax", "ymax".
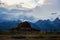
[
  {"xmin": 0, "ymin": 33, "xmax": 60, "ymax": 38},
  {"xmin": 0, "ymin": 33, "xmax": 60, "ymax": 40}
]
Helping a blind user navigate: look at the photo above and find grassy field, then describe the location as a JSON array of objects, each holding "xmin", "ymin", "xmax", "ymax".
[
  {"xmin": 0, "ymin": 33, "xmax": 60, "ymax": 40},
  {"xmin": 0, "ymin": 33, "xmax": 59, "ymax": 40},
  {"xmin": 0, "ymin": 34, "xmax": 60, "ymax": 38}
]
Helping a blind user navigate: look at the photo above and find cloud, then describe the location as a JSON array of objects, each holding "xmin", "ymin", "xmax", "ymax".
[
  {"xmin": 0, "ymin": 7, "xmax": 37, "ymax": 22},
  {"xmin": 0, "ymin": 0, "xmax": 60, "ymax": 22},
  {"xmin": 1, "ymin": 0, "xmax": 59, "ymax": 9},
  {"xmin": 1, "ymin": 0, "xmax": 37, "ymax": 9},
  {"xmin": 1, "ymin": 0, "xmax": 47, "ymax": 9}
]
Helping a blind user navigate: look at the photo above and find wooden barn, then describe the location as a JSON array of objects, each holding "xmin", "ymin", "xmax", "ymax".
[{"xmin": 10, "ymin": 21, "xmax": 40, "ymax": 34}]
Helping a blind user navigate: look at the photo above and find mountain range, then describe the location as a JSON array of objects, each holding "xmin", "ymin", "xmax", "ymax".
[{"xmin": 0, "ymin": 17, "xmax": 60, "ymax": 32}]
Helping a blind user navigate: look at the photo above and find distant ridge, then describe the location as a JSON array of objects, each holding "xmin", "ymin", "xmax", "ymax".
[{"xmin": 0, "ymin": 17, "xmax": 60, "ymax": 32}]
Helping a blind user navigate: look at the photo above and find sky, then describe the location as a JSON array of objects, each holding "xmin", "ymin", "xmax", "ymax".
[
  {"xmin": 1, "ymin": 0, "xmax": 45, "ymax": 9},
  {"xmin": 0, "ymin": 0, "xmax": 60, "ymax": 22}
]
